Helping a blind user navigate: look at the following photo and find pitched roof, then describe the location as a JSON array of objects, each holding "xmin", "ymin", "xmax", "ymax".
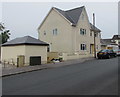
[
  {"xmin": 101, "ymin": 39, "xmax": 112, "ymax": 45},
  {"xmin": 2, "ymin": 36, "xmax": 49, "ymax": 46},
  {"xmin": 38, "ymin": 6, "xmax": 101, "ymax": 32},
  {"xmin": 90, "ymin": 23, "xmax": 101, "ymax": 32},
  {"xmin": 112, "ymin": 35, "xmax": 120, "ymax": 40},
  {"xmin": 54, "ymin": 6, "xmax": 84, "ymax": 25},
  {"xmin": 100, "ymin": 39, "xmax": 116, "ymax": 45}
]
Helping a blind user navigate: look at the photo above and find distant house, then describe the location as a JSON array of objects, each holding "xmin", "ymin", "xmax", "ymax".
[
  {"xmin": 100, "ymin": 39, "xmax": 117, "ymax": 50},
  {"xmin": 101, "ymin": 35, "xmax": 120, "ymax": 50},
  {"xmin": 1, "ymin": 36, "xmax": 49, "ymax": 66},
  {"xmin": 112, "ymin": 35, "xmax": 120, "ymax": 49},
  {"xmin": 38, "ymin": 6, "xmax": 101, "ymax": 60}
]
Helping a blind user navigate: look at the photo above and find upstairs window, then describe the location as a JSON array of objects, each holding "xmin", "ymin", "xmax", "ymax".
[
  {"xmin": 53, "ymin": 28, "xmax": 58, "ymax": 35},
  {"xmin": 84, "ymin": 29, "xmax": 86, "ymax": 34},
  {"xmin": 80, "ymin": 29, "xmax": 83, "ymax": 34},
  {"xmin": 95, "ymin": 33, "xmax": 98, "ymax": 37},
  {"xmin": 80, "ymin": 28, "xmax": 86, "ymax": 35},
  {"xmin": 91, "ymin": 32, "xmax": 98, "ymax": 37},
  {"xmin": 43, "ymin": 31, "xmax": 46, "ymax": 35}
]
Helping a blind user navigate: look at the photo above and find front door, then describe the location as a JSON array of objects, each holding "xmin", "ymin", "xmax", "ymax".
[{"xmin": 90, "ymin": 44, "xmax": 94, "ymax": 54}]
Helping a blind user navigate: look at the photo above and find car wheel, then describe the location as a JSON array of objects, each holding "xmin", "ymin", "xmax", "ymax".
[
  {"xmin": 98, "ymin": 57, "xmax": 101, "ymax": 59},
  {"xmin": 108, "ymin": 55, "xmax": 111, "ymax": 59}
]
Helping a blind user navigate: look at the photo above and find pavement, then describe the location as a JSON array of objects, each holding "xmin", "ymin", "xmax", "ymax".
[{"xmin": 1, "ymin": 57, "xmax": 95, "ymax": 77}]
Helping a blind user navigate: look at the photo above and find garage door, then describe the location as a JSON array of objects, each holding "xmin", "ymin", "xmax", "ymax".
[{"xmin": 30, "ymin": 56, "xmax": 41, "ymax": 66}]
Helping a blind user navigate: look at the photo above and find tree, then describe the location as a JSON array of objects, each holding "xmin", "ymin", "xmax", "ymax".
[
  {"xmin": 0, "ymin": 23, "xmax": 5, "ymax": 31},
  {"xmin": 0, "ymin": 23, "xmax": 11, "ymax": 44}
]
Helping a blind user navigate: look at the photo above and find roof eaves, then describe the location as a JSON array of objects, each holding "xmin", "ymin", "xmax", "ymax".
[
  {"xmin": 2, "ymin": 43, "xmax": 49, "ymax": 47},
  {"xmin": 90, "ymin": 23, "xmax": 101, "ymax": 32}
]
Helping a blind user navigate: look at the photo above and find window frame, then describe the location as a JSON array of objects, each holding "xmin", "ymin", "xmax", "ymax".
[
  {"xmin": 80, "ymin": 28, "xmax": 86, "ymax": 35},
  {"xmin": 47, "ymin": 46, "xmax": 50, "ymax": 52},
  {"xmin": 53, "ymin": 28, "xmax": 58, "ymax": 35},
  {"xmin": 80, "ymin": 44, "xmax": 87, "ymax": 51}
]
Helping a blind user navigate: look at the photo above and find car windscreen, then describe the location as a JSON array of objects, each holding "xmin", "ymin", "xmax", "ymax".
[
  {"xmin": 114, "ymin": 49, "xmax": 120, "ymax": 51},
  {"xmin": 99, "ymin": 50, "xmax": 109, "ymax": 52}
]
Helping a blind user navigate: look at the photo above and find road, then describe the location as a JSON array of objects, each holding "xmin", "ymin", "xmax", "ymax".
[{"xmin": 2, "ymin": 57, "xmax": 119, "ymax": 95}]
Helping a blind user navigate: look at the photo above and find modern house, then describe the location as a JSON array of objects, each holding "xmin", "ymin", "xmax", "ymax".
[
  {"xmin": 100, "ymin": 39, "xmax": 117, "ymax": 50},
  {"xmin": 38, "ymin": 6, "xmax": 101, "ymax": 60},
  {"xmin": 101, "ymin": 35, "xmax": 120, "ymax": 50},
  {"xmin": 1, "ymin": 36, "xmax": 49, "ymax": 66},
  {"xmin": 112, "ymin": 35, "xmax": 120, "ymax": 49}
]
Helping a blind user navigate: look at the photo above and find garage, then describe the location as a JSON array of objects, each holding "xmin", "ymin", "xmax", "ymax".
[
  {"xmin": 1, "ymin": 36, "xmax": 49, "ymax": 66},
  {"xmin": 30, "ymin": 56, "xmax": 41, "ymax": 66}
]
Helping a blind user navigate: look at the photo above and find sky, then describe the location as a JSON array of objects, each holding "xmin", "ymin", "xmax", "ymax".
[
  {"xmin": 0, "ymin": 2, "xmax": 2, "ymax": 22},
  {"xmin": 1, "ymin": 1, "xmax": 118, "ymax": 40}
]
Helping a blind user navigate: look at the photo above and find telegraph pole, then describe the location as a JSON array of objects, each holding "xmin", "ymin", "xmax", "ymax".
[{"xmin": 93, "ymin": 13, "xmax": 96, "ymax": 58}]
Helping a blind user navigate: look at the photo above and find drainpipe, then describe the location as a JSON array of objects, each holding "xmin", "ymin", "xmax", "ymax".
[{"xmin": 93, "ymin": 13, "xmax": 96, "ymax": 58}]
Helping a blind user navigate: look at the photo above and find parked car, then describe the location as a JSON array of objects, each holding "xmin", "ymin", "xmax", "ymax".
[
  {"xmin": 97, "ymin": 49, "xmax": 117, "ymax": 59},
  {"xmin": 113, "ymin": 49, "xmax": 120, "ymax": 56}
]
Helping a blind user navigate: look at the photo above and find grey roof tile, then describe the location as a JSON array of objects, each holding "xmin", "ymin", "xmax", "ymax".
[
  {"xmin": 100, "ymin": 39, "xmax": 116, "ymax": 45},
  {"xmin": 2, "ymin": 36, "xmax": 49, "ymax": 46},
  {"xmin": 65, "ymin": 6, "xmax": 84, "ymax": 24},
  {"xmin": 90, "ymin": 23, "xmax": 101, "ymax": 32},
  {"xmin": 54, "ymin": 6, "xmax": 84, "ymax": 25}
]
